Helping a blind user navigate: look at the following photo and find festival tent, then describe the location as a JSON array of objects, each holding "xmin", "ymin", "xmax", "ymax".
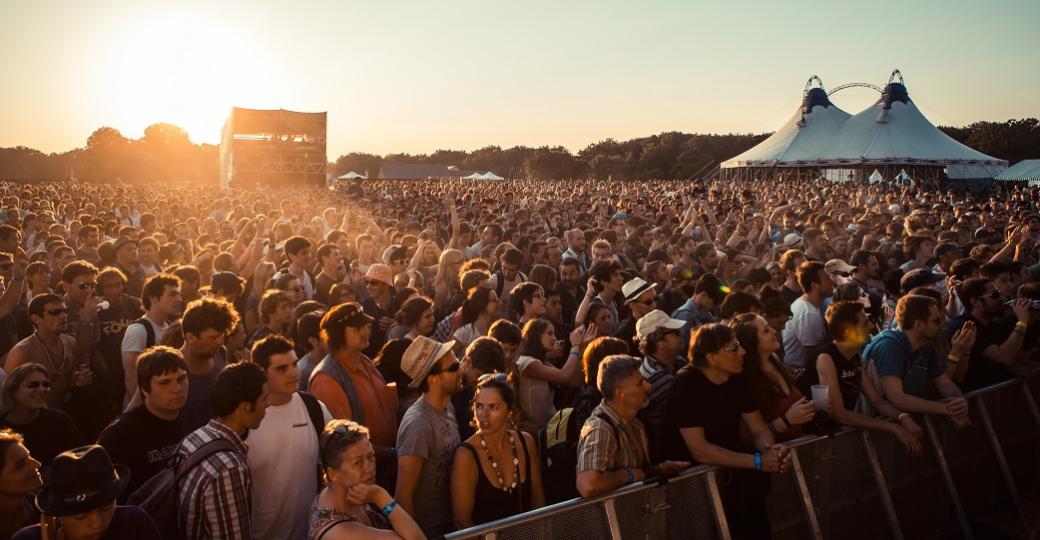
[
  {"xmin": 462, "ymin": 172, "xmax": 485, "ymax": 180},
  {"xmin": 482, "ymin": 171, "xmax": 505, "ymax": 180},
  {"xmin": 995, "ymin": 160, "xmax": 1040, "ymax": 186},
  {"xmin": 722, "ymin": 76, "xmax": 851, "ymax": 169},
  {"xmin": 337, "ymin": 171, "xmax": 367, "ymax": 180},
  {"xmin": 813, "ymin": 73, "xmax": 1007, "ymax": 180}
]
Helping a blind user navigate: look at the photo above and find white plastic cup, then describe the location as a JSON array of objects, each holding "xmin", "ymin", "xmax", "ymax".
[{"xmin": 810, "ymin": 384, "xmax": 830, "ymax": 412}]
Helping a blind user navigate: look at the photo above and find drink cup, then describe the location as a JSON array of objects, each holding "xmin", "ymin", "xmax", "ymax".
[{"xmin": 811, "ymin": 385, "xmax": 830, "ymax": 412}]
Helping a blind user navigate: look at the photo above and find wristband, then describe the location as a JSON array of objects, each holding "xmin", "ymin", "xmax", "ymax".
[
  {"xmin": 896, "ymin": 413, "xmax": 909, "ymax": 422},
  {"xmin": 780, "ymin": 414, "xmax": 791, "ymax": 429},
  {"xmin": 1015, "ymin": 321, "xmax": 1028, "ymax": 330},
  {"xmin": 625, "ymin": 468, "xmax": 634, "ymax": 483},
  {"xmin": 946, "ymin": 353, "xmax": 961, "ymax": 364},
  {"xmin": 753, "ymin": 452, "xmax": 762, "ymax": 471},
  {"xmin": 380, "ymin": 499, "xmax": 398, "ymax": 518}
]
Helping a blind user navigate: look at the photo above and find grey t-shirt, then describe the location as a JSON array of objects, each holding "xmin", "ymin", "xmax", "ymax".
[{"xmin": 396, "ymin": 397, "xmax": 460, "ymax": 535}]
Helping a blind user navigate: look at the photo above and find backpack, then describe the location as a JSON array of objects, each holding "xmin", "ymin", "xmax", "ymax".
[
  {"xmin": 131, "ymin": 317, "xmax": 157, "ymax": 349},
  {"xmin": 537, "ymin": 390, "xmax": 605, "ymax": 504},
  {"xmin": 127, "ymin": 438, "xmax": 236, "ymax": 540}
]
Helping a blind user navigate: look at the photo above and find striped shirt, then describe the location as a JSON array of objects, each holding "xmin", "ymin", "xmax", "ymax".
[
  {"xmin": 177, "ymin": 419, "xmax": 253, "ymax": 540},
  {"xmin": 638, "ymin": 355, "xmax": 686, "ymax": 464},
  {"xmin": 576, "ymin": 401, "xmax": 650, "ymax": 475}
]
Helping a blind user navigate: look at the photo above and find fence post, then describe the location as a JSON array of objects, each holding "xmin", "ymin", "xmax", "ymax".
[
  {"xmin": 1023, "ymin": 380, "xmax": 1040, "ymax": 428},
  {"xmin": 706, "ymin": 470, "xmax": 733, "ymax": 540},
  {"xmin": 602, "ymin": 497, "xmax": 623, "ymax": 540},
  {"xmin": 859, "ymin": 430, "xmax": 904, "ymax": 540},
  {"xmin": 788, "ymin": 449, "xmax": 823, "ymax": 539},
  {"xmin": 924, "ymin": 415, "xmax": 974, "ymax": 540},
  {"xmin": 975, "ymin": 396, "xmax": 1029, "ymax": 533}
]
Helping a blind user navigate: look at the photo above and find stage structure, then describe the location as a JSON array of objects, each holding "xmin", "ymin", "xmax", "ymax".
[
  {"xmin": 219, "ymin": 107, "xmax": 327, "ymax": 189},
  {"xmin": 721, "ymin": 70, "xmax": 1007, "ymax": 183}
]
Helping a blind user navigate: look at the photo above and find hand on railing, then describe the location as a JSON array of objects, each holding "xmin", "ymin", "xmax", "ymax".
[
  {"xmin": 891, "ymin": 425, "xmax": 923, "ymax": 457},
  {"xmin": 652, "ymin": 461, "xmax": 691, "ymax": 479},
  {"xmin": 761, "ymin": 445, "xmax": 791, "ymax": 474},
  {"xmin": 942, "ymin": 397, "xmax": 970, "ymax": 428}
]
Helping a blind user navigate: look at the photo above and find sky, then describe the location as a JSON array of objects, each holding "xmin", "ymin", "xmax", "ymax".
[{"xmin": 1, "ymin": 0, "xmax": 1038, "ymax": 158}]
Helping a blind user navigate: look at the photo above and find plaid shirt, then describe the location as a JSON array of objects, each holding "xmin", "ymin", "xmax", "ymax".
[
  {"xmin": 576, "ymin": 401, "xmax": 650, "ymax": 475},
  {"xmin": 177, "ymin": 419, "xmax": 253, "ymax": 540}
]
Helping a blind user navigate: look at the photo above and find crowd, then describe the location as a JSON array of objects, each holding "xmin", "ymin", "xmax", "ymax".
[{"xmin": 0, "ymin": 177, "xmax": 1038, "ymax": 540}]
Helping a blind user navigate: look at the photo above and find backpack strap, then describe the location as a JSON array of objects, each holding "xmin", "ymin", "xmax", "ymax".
[
  {"xmin": 494, "ymin": 270, "xmax": 506, "ymax": 298},
  {"xmin": 299, "ymin": 391, "xmax": 326, "ymax": 440},
  {"xmin": 175, "ymin": 438, "xmax": 237, "ymax": 480},
  {"xmin": 132, "ymin": 317, "xmax": 156, "ymax": 348}
]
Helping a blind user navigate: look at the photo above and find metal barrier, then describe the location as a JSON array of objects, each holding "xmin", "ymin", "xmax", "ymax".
[{"xmin": 445, "ymin": 378, "xmax": 1040, "ymax": 540}]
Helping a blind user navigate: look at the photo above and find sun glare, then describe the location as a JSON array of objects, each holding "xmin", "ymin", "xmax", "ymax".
[{"xmin": 92, "ymin": 10, "xmax": 275, "ymax": 144}]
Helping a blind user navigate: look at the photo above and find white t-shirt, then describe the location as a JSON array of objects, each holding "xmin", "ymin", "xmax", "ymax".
[
  {"xmin": 120, "ymin": 315, "xmax": 169, "ymax": 354},
  {"xmin": 781, "ymin": 297, "xmax": 826, "ymax": 369},
  {"xmin": 248, "ymin": 393, "xmax": 332, "ymax": 540}
]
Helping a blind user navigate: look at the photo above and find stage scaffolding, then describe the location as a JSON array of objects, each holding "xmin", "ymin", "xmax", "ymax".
[{"xmin": 219, "ymin": 107, "xmax": 327, "ymax": 189}]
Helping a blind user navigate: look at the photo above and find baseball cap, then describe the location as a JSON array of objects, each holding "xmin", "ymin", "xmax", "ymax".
[
  {"xmin": 210, "ymin": 271, "xmax": 245, "ymax": 295},
  {"xmin": 825, "ymin": 259, "xmax": 857, "ymax": 275},
  {"xmin": 900, "ymin": 268, "xmax": 945, "ymax": 294},
  {"xmin": 636, "ymin": 310, "xmax": 686, "ymax": 340}
]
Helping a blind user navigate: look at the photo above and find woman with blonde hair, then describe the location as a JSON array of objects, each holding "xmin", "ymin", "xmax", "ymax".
[
  {"xmin": 244, "ymin": 261, "xmax": 277, "ymax": 333},
  {"xmin": 432, "ymin": 249, "xmax": 465, "ymax": 312}
]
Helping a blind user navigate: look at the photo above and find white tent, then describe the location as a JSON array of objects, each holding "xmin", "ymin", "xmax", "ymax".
[
  {"xmin": 995, "ymin": 160, "xmax": 1040, "ymax": 183},
  {"xmin": 816, "ymin": 75, "xmax": 1007, "ymax": 179},
  {"xmin": 462, "ymin": 172, "xmax": 484, "ymax": 180},
  {"xmin": 482, "ymin": 171, "xmax": 505, "ymax": 180},
  {"xmin": 337, "ymin": 171, "xmax": 367, "ymax": 180},
  {"xmin": 868, "ymin": 170, "xmax": 884, "ymax": 184},
  {"xmin": 722, "ymin": 77, "xmax": 851, "ymax": 168}
]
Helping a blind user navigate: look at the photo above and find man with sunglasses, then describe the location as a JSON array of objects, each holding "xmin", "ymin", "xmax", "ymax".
[
  {"xmin": 4, "ymin": 294, "xmax": 81, "ymax": 409},
  {"xmin": 396, "ymin": 335, "xmax": 463, "ymax": 536},
  {"xmin": 59, "ymin": 261, "xmax": 105, "ymax": 378},
  {"xmin": 616, "ymin": 278, "xmax": 659, "ymax": 355},
  {"xmin": 944, "ymin": 278, "xmax": 1033, "ymax": 391}
]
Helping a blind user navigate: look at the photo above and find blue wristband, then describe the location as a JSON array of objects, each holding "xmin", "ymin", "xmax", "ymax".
[
  {"xmin": 753, "ymin": 452, "xmax": 762, "ymax": 471},
  {"xmin": 381, "ymin": 499, "xmax": 398, "ymax": 518}
]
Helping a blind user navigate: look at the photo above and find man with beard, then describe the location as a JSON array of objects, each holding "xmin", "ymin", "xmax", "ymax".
[
  {"xmin": 3, "ymin": 294, "xmax": 81, "ymax": 409},
  {"xmin": 557, "ymin": 258, "xmax": 584, "ymax": 325},
  {"xmin": 396, "ymin": 336, "xmax": 463, "ymax": 536},
  {"xmin": 862, "ymin": 295, "xmax": 970, "ymax": 427},
  {"xmin": 945, "ymin": 278, "xmax": 1033, "ymax": 390},
  {"xmin": 313, "ymin": 244, "xmax": 345, "ymax": 306}
]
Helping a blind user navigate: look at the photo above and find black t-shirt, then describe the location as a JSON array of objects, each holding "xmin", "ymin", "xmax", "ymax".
[
  {"xmin": 97, "ymin": 296, "xmax": 145, "ymax": 402},
  {"xmin": 615, "ymin": 317, "xmax": 639, "ymax": 356},
  {"xmin": 0, "ymin": 408, "xmax": 82, "ymax": 467},
  {"xmin": 665, "ymin": 367, "xmax": 754, "ymax": 462},
  {"xmin": 98, "ymin": 405, "xmax": 192, "ymax": 500},
  {"xmin": 945, "ymin": 313, "xmax": 1013, "ymax": 391},
  {"xmin": 801, "ymin": 342, "xmax": 861, "ymax": 411}
]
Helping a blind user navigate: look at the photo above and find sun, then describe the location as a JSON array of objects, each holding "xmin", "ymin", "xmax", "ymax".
[{"xmin": 90, "ymin": 9, "xmax": 276, "ymax": 145}]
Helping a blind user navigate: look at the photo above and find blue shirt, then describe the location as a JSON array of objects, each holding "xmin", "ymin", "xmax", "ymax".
[{"xmin": 862, "ymin": 329, "xmax": 943, "ymax": 397}]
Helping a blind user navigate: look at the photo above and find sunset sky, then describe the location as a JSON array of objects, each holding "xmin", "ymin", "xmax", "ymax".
[{"xmin": 1, "ymin": 0, "xmax": 1037, "ymax": 157}]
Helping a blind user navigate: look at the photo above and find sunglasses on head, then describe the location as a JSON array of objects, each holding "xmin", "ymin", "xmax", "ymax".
[
  {"xmin": 25, "ymin": 380, "xmax": 51, "ymax": 389},
  {"xmin": 319, "ymin": 424, "xmax": 349, "ymax": 467},
  {"xmin": 478, "ymin": 372, "xmax": 509, "ymax": 385}
]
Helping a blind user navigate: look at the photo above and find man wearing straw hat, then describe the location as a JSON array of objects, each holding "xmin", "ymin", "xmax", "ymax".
[{"xmin": 395, "ymin": 335, "xmax": 462, "ymax": 536}]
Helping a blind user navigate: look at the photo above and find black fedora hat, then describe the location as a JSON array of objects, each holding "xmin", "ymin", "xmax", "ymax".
[{"xmin": 36, "ymin": 445, "xmax": 131, "ymax": 516}]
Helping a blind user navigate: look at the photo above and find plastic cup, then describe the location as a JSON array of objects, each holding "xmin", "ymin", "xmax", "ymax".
[{"xmin": 811, "ymin": 385, "xmax": 830, "ymax": 412}]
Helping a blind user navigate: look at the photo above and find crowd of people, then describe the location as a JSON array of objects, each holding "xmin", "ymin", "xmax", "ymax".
[{"xmin": 0, "ymin": 177, "xmax": 1038, "ymax": 540}]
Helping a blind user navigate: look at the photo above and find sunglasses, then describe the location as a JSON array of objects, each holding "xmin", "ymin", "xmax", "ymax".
[
  {"xmin": 634, "ymin": 298, "xmax": 656, "ymax": 306},
  {"xmin": 77, "ymin": 282, "xmax": 97, "ymax": 290},
  {"xmin": 430, "ymin": 359, "xmax": 461, "ymax": 376},
  {"xmin": 721, "ymin": 343, "xmax": 741, "ymax": 353},
  {"xmin": 46, "ymin": 308, "xmax": 68, "ymax": 316},
  {"xmin": 25, "ymin": 380, "xmax": 51, "ymax": 389},
  {"xmin": 478, "ymin": 372, "xmax": 509, "ymax": 385}
]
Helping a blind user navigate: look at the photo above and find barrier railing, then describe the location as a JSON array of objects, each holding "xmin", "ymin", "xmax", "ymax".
[{"xmin": 445, "ymin": 378, "xmax": 1040, "ymax": 540}]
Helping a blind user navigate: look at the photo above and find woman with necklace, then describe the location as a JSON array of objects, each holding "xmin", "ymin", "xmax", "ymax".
[
  {"xmin": 310, "ymin": 419, "xmax": 425, "ymax": 540},
  {"xmin": 450, "ymin": 374, "xmax": 545, "ymax": 529},
  {"xmin": 0, "ymin": 364, "xmax": 81, "ymax": 467}
]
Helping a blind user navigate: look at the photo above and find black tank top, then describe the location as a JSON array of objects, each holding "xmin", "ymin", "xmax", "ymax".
[
  {"xmin": 802, "ymin": 342, "xmax": 862, "ymax": 411},
  {"xmin": 459, "ymin": 431, "xmax": 534, "ymax": 526}
]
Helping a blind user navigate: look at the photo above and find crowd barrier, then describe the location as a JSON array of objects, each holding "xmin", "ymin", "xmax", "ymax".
[{"xmin": 445, "ymin": 378, "xmax": 1040, "ymax": 540}]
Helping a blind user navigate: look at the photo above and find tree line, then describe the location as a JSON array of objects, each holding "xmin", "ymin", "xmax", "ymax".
[{"xmin": 2, "ymin": 118, "xmax": 1038, "ymax": 183}]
